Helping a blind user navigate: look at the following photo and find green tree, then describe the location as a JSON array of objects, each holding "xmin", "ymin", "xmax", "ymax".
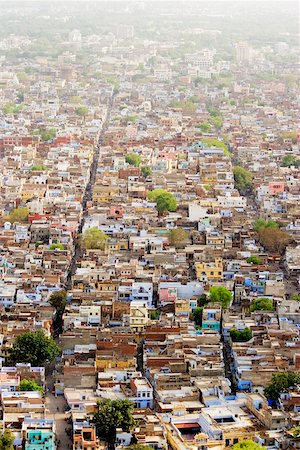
[
  {"xmin": 264, "ymin": 371, "xmax": 300, "ymax": 401},
  {"xmin": 3, "ymin": 103, "xmax": 22, "ymax": 114},
  {"xmin": 34, "ymin": 128, "xmax": 56, "ymax": 142},
  {"xmin": 281, "ymin": 154, "xmax": 300, "ymax": 168},
  {"xmin": 148, "ymin": 189, "xmax": 177, "ymax": 215},
  {"xmin": 198, "ymin": 294, "xmax": 208, "ymax": 307},
  {"xmin": 125, "ymin": 154, "xmax": 142, "ymax": 167},
  {"xmin": 253, "ymin": 219, "xmax": 279, "ymax": 232},
  {"xmin": 19, "ymin": 379, "xmax": 43, "ymax": 394},
  {"xmin": 0, "ymin": 429, "xmax": 14, "ymax": 450},
  {"xmin": 209, "ymin": 286, "xmax": 232, "ymax": 308},
  {"xmin": 231, "ymin": 441, "xmax": 265, "ymax": 450},
  {"xmin": 291, "ymin": 294, "xmax": 300, "ymax": 301},
  {"xmin": 150, "ymin": 310, "xmax": 160, "ymax": 320},
  {"xmin": 80, "ymin": 228, "xmax": 108, "ymax": 250},
  {"xmin": 8, "ymin": 207, "xmax": 29, "ymax": 223},
  {"xmin": 279, "ymin": 131, "xmax": 297, "ymax": 144},
  {"xmin": 199, "ymin": 122, "xmax": 211, "ymax": 133},
  {"xmin": 230, "ymin": 327, "xmax": 252, "ymax": 342},
  {"xmin": 291, "ymin": 426, "xmax": 300, "ymax": 438},
  {"xmin": 192, "ymin": 307, "xmax": 203, "ymax": 326},
  {"xmin": 31, "ymin": 165, "xmax": 48, "ymax": 171},
  {"xmin": 50, "ymin": 243, "xmax": 64, "ymax": 250},
  {"xmin": 246, "ymin": 256, "xmax": 262, "ymax": 265},
  {"xmin": 9, "ymin": 330, "xmax": 60, "ymax": 366},
  {"xmin": 49, "ymin": 290, "xmax": 67, "ymax": 314},
  {"xmin": 90, "ymin": 399, "xmax": 136, "ymax": 448},
  {"xmin": 141, "ymin": 166, "xmax": 152, "ymax": 178},
  {"xmin": 169, "ymin": 228, "xmax": 188, "ymax": 248},
  {"xmin": 233, "ymin": 166, "xmax": 253, "ymax": 194},
  {"xmin": 75, "ymin": 106, "xmax": 89, "ymax": 116},
  {"xmin": 250, "ymin": 297, "xmax": 274, "ymax": 312},
  {"xmin": 127, "ymin": 445, "xmax": 153, "ymax": 450}
]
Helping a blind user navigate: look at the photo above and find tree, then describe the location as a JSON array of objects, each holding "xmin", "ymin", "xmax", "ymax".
[
  {"xmin": 90, "ymin": 399, "xmax": 136, "ymax": 448},
  {"xmin": 231, "ymin": 441, "xmax": 265, "ymax": 450},
  {"xmin": 247, "ymin": 256, "xmax": 262, "ymax": 265},
  {"xmin": 281, "ymin": 154, "xmax": 300, "ymax": 168},
  {"xmin": 209, "ymin": 286, "xmax": 232, "ymax": 308},
  {"xmin": 150, "ymin": 310, "xmax": 160, "ymax": 320},
  {"xmin": 291, "ymin": 294, "xmax": 300, "ymax": 301},
  {"xmin": 253, "ymin": 219, "xmax": 279, "ymax": 232},
  {"xmin": 192, "ymin": 307, "xmax": 203, "ymax": 326},
  {"xmin": 0, "ymin": 429, "xmax": 14, "ymax": 450},
  {"xmin": 279, "ymin": 131, "xmax": 297, "ymax": 145},
  {"xmin": 9, "ymin": 330, "xmax": 60, "ymax": 366},
  {"xmin": 201, "ymin": 138, "xmax": 230, "ymax": 156},
  {"xmin": 233, "ymin": 166, "xmax": 253, "ymax": 194},
  {"xmin": 128, "ymin": 445, "xmax": 153, "ymax": 450},
  {"xmin": 49, "ymin": 243, "xmax": 64, "ymax": 250},
  {"xmin": 198, "ymin": 294, "xmax": 208, "ymax": 307},
  {"xmin": 80, "ymin": 228, "xmax": 108, "ymax": 250},
  {"xmin": 3, "ymin": 103, "xmax": 22, "ymax": 114},
  {"xmin": 141, "ymin": 166, "xmax": 152, "ymax": 178},
  {"xmin": 49, "ymin": 290, "xmax": 67, "ymax": 314},
  {"xmin": 125, "ymin": 154, "xmax": 142, "ymax": 167},
  {"xmin": 148, "ymin": 189, "xmax": 177, "ymax": 215},
  {"xmin": 199, "ymin": 122, "xmax": 211, "ymax": 133},
  {"xmin": 75, "ymin": 106, "xmax": 89, "ymax": 116},
  {"xmin": 31, "ymin": 165, "xmax": 48, "ymax": 171},
  {"xmin": 258, "ymin": 227, "xmax": 291, "ymax": 254},
  {"xmin": 169, "ymin": 228, "xmax": 188, "ymax": 248},
  {"xmin": 19, "ymin": 379, "xmax": 43, "ymax": 394},
  {"xmin": 290, "ymin": 426, "xmax": 300, "ymax": 438},
  {"xmin": 8, "ymin": 207, "xmax": 29, "ymax": 223},
  {"xmin": 230, "ymin": 327, "xmax": 252, "ymax": 342},
  {"xmin": 250, "ymin": 297, "xmax": 274, "ymax": 312},
  {"xmin": 264, "ymin": 371, "xmax": 300, "ymax": 401}
]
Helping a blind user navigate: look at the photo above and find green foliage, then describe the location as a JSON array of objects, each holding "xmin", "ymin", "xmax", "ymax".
[
  {"xmin": 209, "ymin": 286, "xmax": 232, "ymax": 308},
  {"xmin": 199, "ymin": 122, "xmax": 211, "ymax": 133},
  {"xmin": 69, "ymin": 95, "xmax": 82, "ymax": 104},
  {"xmin": 80, "ymin": 228, "xmax": 108, "ymax": 250},
  {"xmin": 253, "ymin": 219, "xmax": 279, "ymax": 232},
  {"xmin": 0, "ymin": 429, "xmax": 14, "ymax": 450},
  {"xmin": 264, "ymin": 371, "xmax": 300, "ymax": 401},
  {"xmin": 49, "ymin": 243, "xmax": 64, "ymax": 250},
  {"xmin": 90, "ymin": 398, "xmax": 136, "ymax": 446},
  {"xmin": 19, "ymin": 379, "xmax": 43, "ymax": 394},
  {"xmin": 207, "ymin": 106, "xmax": 223, "ymax": 129},
  {"xmin": 168, "ymin": 228, "xmax": 188, "ymax": 248},
  {"xmin": 282, "ymin": 154, "xmax": 300, "ymax": 168},
  {"xmin": 233, "ymin": 166, "xmax": 253, "ymax": 194},
  {"xmin": 127, "ymin": 445, "xmax": 153, "ymax": 450},
  {"xmin": 192, "ymin": 307, "xmax": 203, "ymax": 326},
  {"xmin": 8, "ymin": 207, "xmax": 29, "ymax": 224},
  {"xmin": 231, "ymin": 441, "xmax": 265, "ymax": 450},
  {"xmin": 202, "ymin": 138, "xmax": 231, "ymax": 156},
  {"xmin": 230, "ymin": 327, "xmax": 252, "ymax": 342},
  {"xmin": 49, "ymin": 290, "xmax": 67, "ymax": 313},
  {"xmin": 75, "ymin": 106, "xmax": 89, "ymax": 116},
  {"xmin": 198, "ymin": 294, "xmax": 208, "ymax": 308},
  {"xmin": 291, "ymin": 426, "xmax": 300, "ymax": 438},
  {"xmin": 125, "ymin": 154, "xmax": 142, "ymax": 167},
  {"xmin": 31, "ymin": 165, "xmax": 48, "ymax": 171},
  {"xmin": 169, "ymin": 99, "xmax": 197, "ymax": 112},
  {"xmin": 291, "ymin": 294, "xmax": 300, "ymax": 301},
  {"xmin": 246, "ymin": 256, "xmax": 262, "ymax": 265},
  {"xmin": 141, "ymin": 166, "xmax": 152, "ymax": 178},
  {"xmin": 279, "ymin": 131, "xmax": 297, "ymax": 144},
  {"xmin": 250, "ymin": 297, "xmax": 274, "ymax": 312},
  {"xmin": 150, "ymin": 310, "xmax": 160, "ymax": 320},
  {"xmin": 2, "ymin": 103, "xmax": 22, "ymax": 114},
  {"xmin": 9, "ymin": 330, "xmax": 60, "ymax": 366},
  {"xmin": 148, "ymin": 189, "xmax": 177, "ymax": 214},
  {"xmin": 34, "ymin": 128, "xmax": 56, "ymax": 142}
]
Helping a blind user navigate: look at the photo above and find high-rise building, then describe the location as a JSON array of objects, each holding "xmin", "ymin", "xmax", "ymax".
[{"xmin": 235, "ymin": 41, "xmax": 251, "ymax": 63}]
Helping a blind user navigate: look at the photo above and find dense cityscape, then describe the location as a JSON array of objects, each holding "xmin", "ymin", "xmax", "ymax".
[{"xmin": 0, "ymin": 1, "xmax": 299, "ymax": 449}]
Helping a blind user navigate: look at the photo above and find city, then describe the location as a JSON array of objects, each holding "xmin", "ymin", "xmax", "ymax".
[{"xmin": 0, "ymin": 1, "xmax": 299, "ymax": 449}]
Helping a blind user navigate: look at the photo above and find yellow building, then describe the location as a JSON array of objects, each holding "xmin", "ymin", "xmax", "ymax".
[{"xmin": 195, "ymin": 257, "xmax": 223, "ymax": 282}]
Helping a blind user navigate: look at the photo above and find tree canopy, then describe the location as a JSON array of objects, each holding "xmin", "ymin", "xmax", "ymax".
[
  {"xmin": 141, "ymin": 166, "xmax": 152, "ymax": 178},
  {"xmin": 168, "ymin": 228, "xmax": 188, "ymax": 248},
  {"xmin": 250, "ymin": 297, "xmax": 274, "ymax": 312},
  {"xmin": 34, "ymin": 128, "xmax": 56, "ymax": 142},
  {"xmin": 50, "ymin": 243, "xmax": 64, "ymax": 250},
  {"xmin": 31, "ymin": 165, "xmax": 48, "ymax": 171},
  {"xmin": 90, "ymin": 398, "xmax": 136, "ymax": 448},
  {"xmin": 125, "ymin": 153, "xmax": 142, "ymax": 167},
  {"xmin": 75, "ymin": 106, "xmax": 89, "ymax": 116},
  {"xmin": 19, "ymin": 379, "xmax": 43, "ymax": 394},
  {"xmin": 230, "ymin": 327, "xmax": 252, "ymax": 342},
  {"xmin": 192, "ymin": 307, "xmax": 203, "ymax": 326},
  {"xmin": 231, "ymin": 441, "xmax": 265, "ymax": 450},
  {"xmin": 264, "ymin": 371, "xmax": 300, "ymax": 401},
  {"xmin": 199, "ymin": 122, "xmax": 211, "ymax": 133},
  {"xmin": 80, "ymin": 228, "xmax": 108, "ymax": 250},
  {"xmin": 291, "ymin": 294, "xmax": 300, "ymax": 301},
  {"xmin": 253, "ymin": 219, "xmax": 279, "ymax": 232},
  {"xmin": 148, "ymin": 189, "xmax": 177, "ymax": 215},
  {"xmin": 8, "ymin": 207, "xmax": 29, "ymax": 224},
  {"xmin": 247, "ymin": 256, "xmax": 263, "ymax": 265},
  {"xmin": 209, "ymin": 286, "xmax": 232, "ymax": 308},
  {"xmin": 9, "ymin": 330, "xmax": 60, "ymax": 366},
  {"xmin": 281, "ymin": 154, "xmax": 300, "ymax": 168},
  {"xmin": 233, "ymin": 166, "xmax": 253, "ymax": 194},
  {"xmin": 0, "ymin": 429, "xmax": 14, "ymax": 450},
  {"xmin": 49, "ymin": 290, "xmax": 67, "ymax": 314}
]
